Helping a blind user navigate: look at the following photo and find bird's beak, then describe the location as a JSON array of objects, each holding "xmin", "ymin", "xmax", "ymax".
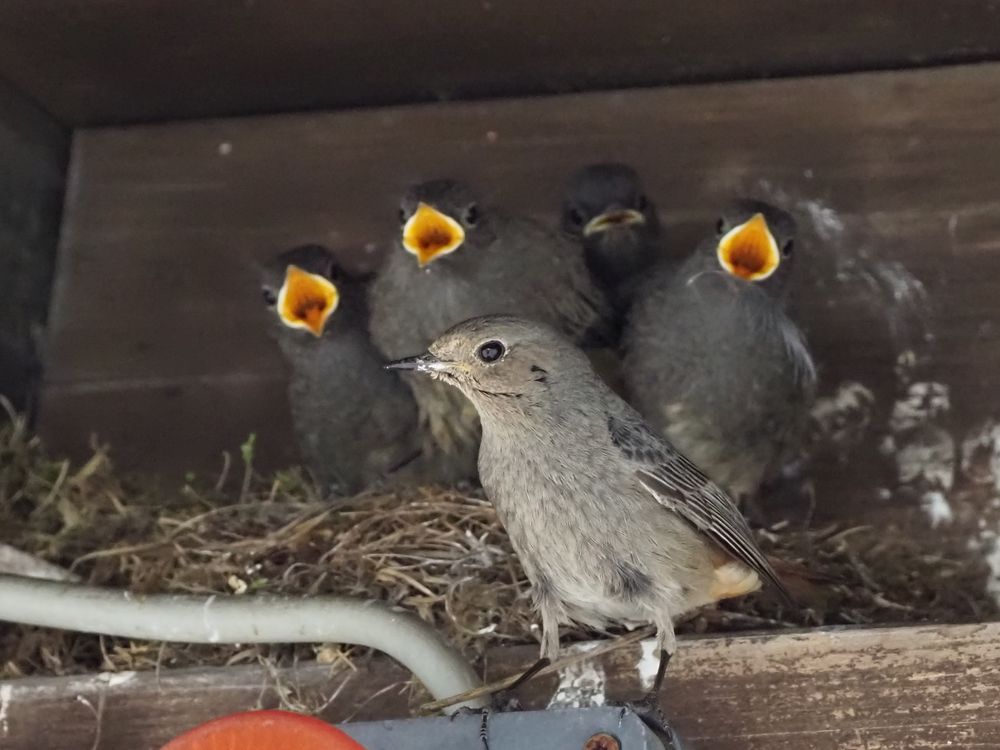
[
  {"xmin": 582, "ymin": 208, "xmax": 646, "ymax": 237},
  {"xmin": 276, "ymin": 265, "xmax": 339, "ymax": 336},
  {"xmin": 384, "ymin": 352, "xmax": 448, "ymax": 374},
  {"xmin": 717, "ymin": 213, "xmax": 781, "ymax": 282},
  {"xmin": 402, "ymin": 203, "xmax": 466, "ymax": 267}
]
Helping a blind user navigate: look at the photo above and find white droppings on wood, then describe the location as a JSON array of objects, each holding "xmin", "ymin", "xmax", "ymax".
[
  {"xmin": 809, "ymin": 381, "xmax": 876, "ymax": 454},
  {"xmin": 0, "ymin": 684, "xmax": 12, "ymax": 737},
  {"xmin": 983, "ymin": 538, "xmax": 1000, "ymax": 607},
  {"xmin": 101, "ymin": 671, "xmax": 137, "ymax": 688},
  {"xmin": 890, "ymin": 382, "xmax": 951, "ymax": 434},
  {"xmin": 547, "ymin": 642, "xmax": 606, "ymax": 708},
  {"xmin": 920, "ymin": 491, "xmax": 954, "ymax": 529},
  {"xmin": 895, "ymin": 426, "xmax": 955, "ymax": 491},
  {"xmin": 960, "ymin": 419, "xmax": 1000, "ymax": 491},
  {"xmin": 637, "ymin": 639, "xmax": 660, "ymax": 691}
]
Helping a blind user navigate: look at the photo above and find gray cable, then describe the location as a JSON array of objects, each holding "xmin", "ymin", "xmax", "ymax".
[{"xmin": 0, "ymin": 574, "xmax": 483, "ymax": 711}]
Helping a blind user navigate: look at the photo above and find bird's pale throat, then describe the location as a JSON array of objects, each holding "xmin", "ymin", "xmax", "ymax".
[
  {"xmin": 402, "ymin": 202, "xmax": 466, "ymax": 267},
  {"xmin": 717, "ymin": 213, "xmax": 780, "ymax": 282},
  {"xmin": 278, "ymin": 265, "xmax": 339, "ymax": 336}
]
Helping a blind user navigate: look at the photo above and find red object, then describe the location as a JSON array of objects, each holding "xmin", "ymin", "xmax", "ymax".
[{"xmin": 161, "ymin": 709, "xmax": 369, "ymax": 750}]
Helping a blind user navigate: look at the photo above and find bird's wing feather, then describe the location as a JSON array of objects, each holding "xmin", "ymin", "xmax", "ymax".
[{"xmin": 608, "ymin": 412, "xmax": 791, "ymax": 602}]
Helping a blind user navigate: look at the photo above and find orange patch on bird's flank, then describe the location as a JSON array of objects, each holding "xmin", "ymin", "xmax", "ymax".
[
  {"xmin": 402, "ymin": 202, "xmax": 465, "ymax": 266},
  {"xmin": 161, "ymin": 709, "xmax": 368, "ymax": 750},
  {"xmin": 718, "ymin": 213, "xmax": 780, "ymax": 282},
  {"xmin": 710, "ymin": 561, "xmax": 762, "ymax": 601},
  {"xmin": 278, "ymin": 265, "xmax": 339, "ymax": 336}
]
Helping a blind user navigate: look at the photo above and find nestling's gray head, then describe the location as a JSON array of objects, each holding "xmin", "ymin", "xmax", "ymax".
[
  {"xmin": 260, "ymin": 244, "xmax": 348, "ymax": 338},
  {"xmin": 397, "ymin": 179, "xmax": 494, "ymax": 268},
  {"xmin": 384, "ymin": 315, "xmax": 595, "ymax": 411},
  {"xmin": 561, "ymin": 163, "xmax": 661, "ymax": 285},
  {"xmin": 703, "ymin": 199, "xmax": 797, "ymax": 293}
]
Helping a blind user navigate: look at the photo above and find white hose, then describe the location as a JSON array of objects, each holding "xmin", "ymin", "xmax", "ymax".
[{"xmin": 0, "ymin": 574, "xmax": 483, "ymax": 711}]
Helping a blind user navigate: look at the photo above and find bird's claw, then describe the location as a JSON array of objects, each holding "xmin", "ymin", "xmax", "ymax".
[{"xmin": 614, "ymin": 698, "xmax": 683, "ymax": 750}]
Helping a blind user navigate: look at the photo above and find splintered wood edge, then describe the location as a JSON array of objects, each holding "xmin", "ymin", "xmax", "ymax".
[{"xmin": 2, "ymin": 622, "xmax": 999, "ymax": 750}]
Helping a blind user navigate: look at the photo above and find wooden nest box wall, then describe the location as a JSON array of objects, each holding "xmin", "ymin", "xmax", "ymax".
[{"xmin": 3, "ymin": 2, "xmax": 1000, "ymax": 748}]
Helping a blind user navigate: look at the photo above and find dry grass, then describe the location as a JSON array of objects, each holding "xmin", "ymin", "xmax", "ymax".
[{"xmin": 0, "ymin": 404, "xmax": 995, "ymax": 680}]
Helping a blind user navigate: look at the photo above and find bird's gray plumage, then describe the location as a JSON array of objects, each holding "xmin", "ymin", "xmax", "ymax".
[
  {"xmin": 388, "ymin": 315, "xmax": 788, "ymax": 660},
  {"xmin": 369, "ymin": 179, "xmax": 613, "ymax": 482},
  {"xmin": 561, "ymin": 163, "xmax": 662, "ymax": 315},
  {"xmin": 262, "ymin": 245, "xmax": 420, "ymax": 496},
  {"xmin": 623, "ymin": 200, "xmax": 816, "ymax": 503}
]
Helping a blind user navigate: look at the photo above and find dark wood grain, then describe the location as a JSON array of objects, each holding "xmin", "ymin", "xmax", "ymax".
[
  {"xmin": 1, "ymin": 1, "xmax": 1000, "ymax": 125},
  {"xmin": 0, "ymin": 78, "xmax": 67, "ymax": 410},
  {"xmin": 2, "ymin": 623, "xmax": 998, "ymax": 749},
  {"xmin": 37, "ymin": 62, "xmax": 1000, "ymax": 493}
]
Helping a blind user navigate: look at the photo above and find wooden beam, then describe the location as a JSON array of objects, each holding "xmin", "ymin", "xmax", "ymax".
[
  {"xmin": 1, "ymin": 1, "xmax": 1000, "ymax": 125},
  {"xmin": 37, "ymin": 63, "xmax": 1000, "ymax": 483},
  {"xmin": 2, "ymin": 623, "xmax": 998, "ymax": 749}
]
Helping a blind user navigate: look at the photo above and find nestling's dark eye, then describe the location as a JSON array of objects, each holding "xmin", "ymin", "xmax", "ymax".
[
  {"xmin": 261, "ymin": 287, "xmax": 277, "ymax": 306},
  {"xmin": 398, "ymin": 207, "xmax": 407, "ymax": 226},
  {"xmin": 477, "ymin": 340, "xmax": 505, "ymax": 363},
  {"xmin": 465, "ymin": 204, "xmax": 480, "ymax": 226},
  {"xmin": 715, "ymin": 218, "xmax": 726, "ymax": 235},
  {"xmin": 567, "ymin": 208, "xmax": 584, "ymax": 227},
  {"xmin": 637, "ymin": 194, "xmax": 649, "ymax": 211},
  {"xmin": 782, "ymin": 239, "xmax": 794, "ymax": 257}
]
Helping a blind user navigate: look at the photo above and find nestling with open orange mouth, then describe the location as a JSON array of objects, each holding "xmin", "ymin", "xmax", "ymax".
[
  {"xmin": 623, "ymin": 199, "xmax": 816, "ymax": 508},
  {"xmin": 369, "ymin": 178, "xmax": 614, "ymax": 483},
  {"xmin": 261, "ymin": 244, "xmax": 421, "ymax": 496}
]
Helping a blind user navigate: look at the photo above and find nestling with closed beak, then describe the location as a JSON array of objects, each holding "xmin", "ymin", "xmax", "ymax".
[
  {"xmin": 262, "ymin": 244, "xmax": 420, "ymax": 496},
  {"xmin": 369, "ymin": 179, "xmax": 614, "ymax": 483},
  {"xmin": 624, "ymin": 200, "xmax": 817, "ymax": 506},
  {"xmin": 561, "ymin": 163, "xmax": 663, "ymax": 316},
  {"xmin": 387, "ymin": 315, "xmax": 792, "ymax": 708}
]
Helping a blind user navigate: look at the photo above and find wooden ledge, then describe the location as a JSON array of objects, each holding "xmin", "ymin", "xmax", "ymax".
[{"xmin": 1, "ymin": 622, "xmax": 997, "ymax": 749}]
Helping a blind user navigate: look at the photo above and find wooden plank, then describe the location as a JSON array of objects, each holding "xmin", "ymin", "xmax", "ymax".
[
  {"xmin": 37, "ymin": 62, "xmax": 1000, "ymax": 490},
  {"xmin": 0, "ymin": 78, "xmax": 67, "ymax": 410},
  {"xmin": 1, "ymin": 1, "xmax": 1000, "ymax": 125},
  {"xmin": 2, "ymin": 623, "xmax": 998, "ymax": 749}
]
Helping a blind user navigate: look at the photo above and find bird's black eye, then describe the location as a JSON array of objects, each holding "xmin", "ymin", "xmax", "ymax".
[
  {"xmin": 398, "ymin": 207, "xmax": 407, "ymax": 226},
  {"xmin": 715, "ymin": 218, "xmax": 726, "ymax": 235},
  {"xmin": 568, "ymin": 208, "xmax": 585, "ymax": 227},
  {"xmin": 261, "ymin": 287, "xmax": 277, "ymax": 306},
  {"xmin": 465, "ymin": 204, "xmax": 479, "ymax": 226},
  {"xmin": 476, "ymin": 340, "xmax": 505, "ymax": 363},
  {"xmin": 782, "ymin": 239, "xmax": 794, "ymax": 258},
  {"xmin": 637, "ymin": 194, "xmax": 649, "ymax": 211}
]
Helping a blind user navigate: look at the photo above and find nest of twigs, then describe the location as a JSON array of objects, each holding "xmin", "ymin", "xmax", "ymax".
[{"xmin": 0, "ymin": 405, "xmax": 996, "ymax": 680}]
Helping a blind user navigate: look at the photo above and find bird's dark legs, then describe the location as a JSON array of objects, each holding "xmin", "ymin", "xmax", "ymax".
[
  {"xmin": 647, "ymin": 647, "xmax": 671, "ymax": 702},
  {"xmin": 619, "ymin": 648, "xmax": 680, "ymax": 747},
  {"xmin": 467, "ymin": 657, "xmax": 552, "ymax": 750}
]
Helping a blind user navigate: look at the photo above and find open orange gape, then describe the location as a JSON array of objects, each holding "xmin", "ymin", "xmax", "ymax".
[
  {"xmin": 161, "ymin": 710, "xmax": 367, "ymax": 750},
  {"xmin": 277, "ymin": 265, "xmax": 340, "ymax": 336},
  {"xmin": 402, "ymin": 202, "xmax": 466, "ymax": 266},
  {"xmin": 716, "ymin": 213, "xmax": 781, "ymax": 281}
]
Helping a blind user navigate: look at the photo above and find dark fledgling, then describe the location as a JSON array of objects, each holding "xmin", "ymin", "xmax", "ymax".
[
  {"xmin": 624, "ymin": 200, "xmax": 817, "ymax": 505},
  {"xmin": 387, "ymin": 315, "xmax": 790, "ymax": 706},
  {"xmin": 261, "ymin": 244, "xmax": 419, "ymax": 496},
  {"xmin": 561, "ymin": 163, "xmax": 662, "ymax": 315},
  {"xmin": 369, "ymin": 179, "xmax": 613, "ymax": 482}
]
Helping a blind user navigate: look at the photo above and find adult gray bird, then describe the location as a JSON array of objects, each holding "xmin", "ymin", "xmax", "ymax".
[
  {"xmin": 561, "ymin": 163, "xmax": 662, "ymax": 315},
  {"xmin": 387, "ymin": 315, "xmax": 790, "ymax": 705},
  {"xmin": 261, "ymin": 244, "xmax": 420, "ymax": 496},
  {"xmin": 369, "ymin": 179, "xmax": 613, "ymax": 483},
  {"xmin": 623, "ymin": 200, "xmax": 816, "ymax": 506}
]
